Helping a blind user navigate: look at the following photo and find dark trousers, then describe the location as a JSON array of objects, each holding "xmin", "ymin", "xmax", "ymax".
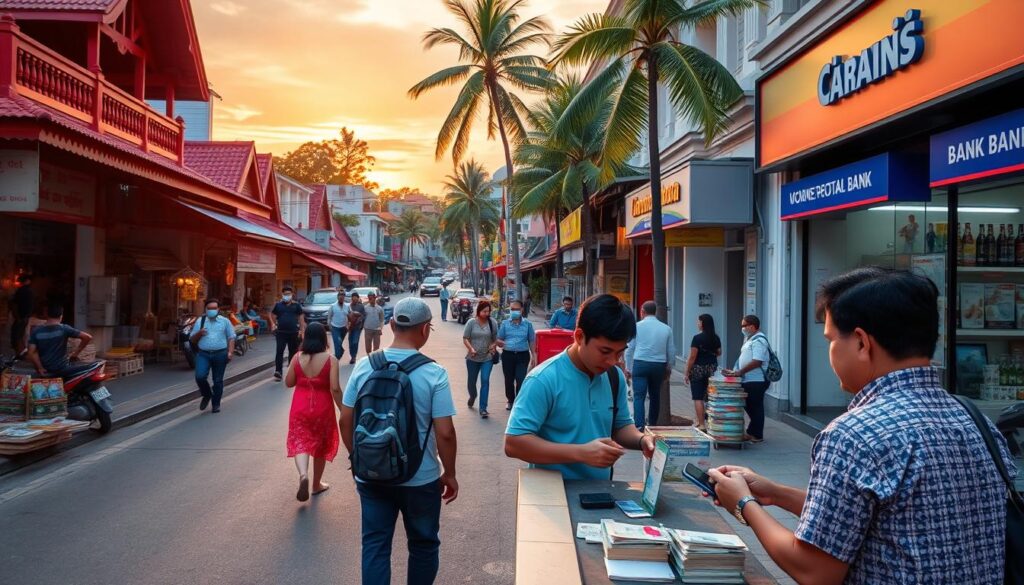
[
  {"xmin": 742, "ymin": 381, "xmax": 770, "ymax": 439},
  {"xmin": 331, "ymin": 326, "xmax": 347, "ymax": 360},
  {"xmin": 348, "ymin": 326, "xmax": 363, "ymax": 361},
  {"xmin": 632, "ymin": 360, "xmax": 666, "ymax": 430},
  {"xmin": 274, "ymin": 331, "xmax": 299, "ymax": 374},
  {"xmin": 195, "ymin": 349, "xmax": 228, "ymax": 408},
  {"xmin": 501, "ymin": 350, "xmax": 530, "ymax": 403},
  {"xmin": 356, "ymin": 480, "xmax": 442, "ymax": 585},
  {"xmin": 440, "ymin": 299, "xmax": 448, "ymax": 321},
  {"xmin": 10, "ymin": 317, "xmax": 26, "ymax": 352}
]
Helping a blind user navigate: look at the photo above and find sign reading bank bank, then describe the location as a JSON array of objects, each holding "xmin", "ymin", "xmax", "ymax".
[
  {"xmin": 930, "ymin": 108, "xmax": 1024, "ymax": 187},
  {"xmin": 781, "ymin": 153, "xmax": 928, "ymax": 220}
]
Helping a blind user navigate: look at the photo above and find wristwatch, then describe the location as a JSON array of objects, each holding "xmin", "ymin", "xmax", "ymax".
[{"xmin": 734, "ymin": 495, "xmax": 760, "ymax": 525}]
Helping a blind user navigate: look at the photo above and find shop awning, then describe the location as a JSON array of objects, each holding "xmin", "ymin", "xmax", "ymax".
[
  {"xmin": 484, "ymin": 263, "xmax": 507, "ymax": 278},
  {"xmin": 115, "ymin": 246, "xmax": 183, "ymax": 272},
  {"xmin": 302, "ymin": 253, "xmax": 367, "ymax": 279},
  {"xmin": 178, "ymin": 202, "xmax": 293, "ymax": 245}
]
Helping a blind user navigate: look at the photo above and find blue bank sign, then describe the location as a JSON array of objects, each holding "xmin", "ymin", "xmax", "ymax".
[
  {"xmin": 781, "ymin": 153, "xmax": 928, "ymax": 220},
  {"xmin": 930, "ymin": 108, "xmax": 1024, "ymax": 187}
]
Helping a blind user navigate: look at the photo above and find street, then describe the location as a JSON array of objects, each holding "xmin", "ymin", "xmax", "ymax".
[{"xmin": 0, "ymin": 293, "xmax": 563, "ymax": 585}]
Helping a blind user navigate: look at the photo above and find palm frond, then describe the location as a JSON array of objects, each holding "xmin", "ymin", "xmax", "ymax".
[
  {"xmin": 597, "ymin": 62, "xmax": 647, "ymax": 182},
  {"xmin": 434, "ymin": 70, "xmax": 486, "ymax": 162},
  {"xmin": 549, "ymin": 13, "xmax": 637, "ymax": 67},
  {"xmin": 655, "ymin": 42, "xmax": 742, "ymax": 144},
  {"xmin": 421, "ymin": 28, "xmax": 481, "ymax": 62},
  {"xmin": 408, "ymin": 64, "xmax": 475, "ymax": 99},
  {"xmin": 551, "ymin": 56, "xmax": 626, "ymax": 145},
  {"xmin": 675, "ymin": 0, "xmax": 766, "ymax": 28}
]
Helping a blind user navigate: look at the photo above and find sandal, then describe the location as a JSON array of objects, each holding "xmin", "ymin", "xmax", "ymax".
[{"xmin": 297, "ymin": 476, "xmax": 309, "ymax": 502}]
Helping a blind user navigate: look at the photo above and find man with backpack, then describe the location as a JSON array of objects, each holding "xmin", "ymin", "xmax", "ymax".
[
  {"xmin": 723, "ymin": 314, "xmax": 772, "ymax": 443},
  {"xmin": 504, "ymin": 294, "xmax": 656, "ymax": 480},
  {"xmin": 339, "ymin": 297, "xmax": 458, "ymax": 585}
]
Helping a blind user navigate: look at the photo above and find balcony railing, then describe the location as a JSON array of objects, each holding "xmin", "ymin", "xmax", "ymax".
[{"xmin": 0, "ymin": 17, "xmax": 184, "ymax": 164}]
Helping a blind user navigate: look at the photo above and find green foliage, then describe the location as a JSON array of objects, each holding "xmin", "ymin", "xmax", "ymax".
[
  {"xmin": 527, "ymin": 276, "xmax": 547, "ymax": 306},
  {"xmin": 332, "ymin": 213, "xmax": 361, "ymax": 228},
  {"xmin": 273, "ymin": 127, "xmax": 378, "ymax": 189}
]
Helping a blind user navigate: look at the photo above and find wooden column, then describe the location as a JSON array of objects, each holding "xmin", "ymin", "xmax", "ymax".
[
  {"xmin": 164, "ymin": 83, "xmax": 176, "ymax": 118},
  {"xmin": 0, "ymin": 15, "xmax": 19, "ymax": 99},
  {"xmin": 133, "ymin": 53, "xmax": 146, "ymax": 99},
  {"xmin": 86, "ymin": 22, "xmax": 101, "ymax": 72}
]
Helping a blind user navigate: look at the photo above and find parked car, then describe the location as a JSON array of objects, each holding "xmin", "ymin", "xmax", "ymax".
[
  {"xmin": 442, "ymin": 271, "xmax": 457, "ymax": 287},
  {"xmin": 302, "ymin": 289, "xmax": 341, "ymax": 325},
  {"xmin": 450, "ymin": 288, "xmax": 478, "ymax": 320},
  {"xmin": 350, "ymin": 286, "xmax": 393, "ymax": 323},
  {"xmin": 420, "ymin": 276, "xmax": 443, "ymax": 297}
]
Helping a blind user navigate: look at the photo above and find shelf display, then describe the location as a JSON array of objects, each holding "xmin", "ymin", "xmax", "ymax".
[
  {"xmin": 984, "ymin": 283, "xmax": 1016, "ymax": 329},
  {"xmin": 961, "ymin": 283, "xmax": 985, "ymax": 329}
]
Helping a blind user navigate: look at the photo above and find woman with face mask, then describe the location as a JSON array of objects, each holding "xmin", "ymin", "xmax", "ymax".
[
  {"xmin": 723, "ymin": 315, "xmax": 770, "ymax": 443},
  {"xmin": 496, "ymin": 299, "xmax": 536, "ymax": 411}
]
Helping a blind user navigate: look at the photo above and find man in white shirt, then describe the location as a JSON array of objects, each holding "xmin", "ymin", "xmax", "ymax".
[
  {"xmin": 328, "ymin": 291, "xmax": 350, "ymax": 361},
  {"xmin": 624, "ymin": 301, "xmax": 675, "ymax": 430}
]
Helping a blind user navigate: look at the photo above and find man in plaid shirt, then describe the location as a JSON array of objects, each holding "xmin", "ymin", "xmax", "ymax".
[{"xmin": 710, "ymin": 268, "xmax": 1015, "ymax": 584}]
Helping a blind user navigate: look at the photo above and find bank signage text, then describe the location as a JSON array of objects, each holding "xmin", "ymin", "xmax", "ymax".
[{"xmin": 930, "ymin": 108, "xmax": 1024, "ymax": 187}]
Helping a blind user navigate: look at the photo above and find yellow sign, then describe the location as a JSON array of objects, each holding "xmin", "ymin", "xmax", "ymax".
[
  {"xmin": 665, "ymin": 227, "xmax": 725, "ymax": 248},
  {"xmin": 630, "ymin": 182, "xmax": 681, "ymax": 218},
  {"xmin": 559, "ymin": 206, "xmax": 582, "ymax": 246}
]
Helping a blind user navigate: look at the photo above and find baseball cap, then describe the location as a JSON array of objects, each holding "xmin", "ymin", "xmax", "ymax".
[{"xmin": 392, "ymin": 297, "xmax": 432, "ymax": 326}]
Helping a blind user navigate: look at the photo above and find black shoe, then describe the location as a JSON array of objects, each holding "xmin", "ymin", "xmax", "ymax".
[
  {"xmin": 212, "ymin": 407, "xmax": 221, "ymax": 413},
  {"xmin": 506, "ymin": 401, "xmax": 513, "ymax": 411},
  {"xmin": 273, "ymin": 371, "xmax": 282, "ymax": 381},
  {"xmin": 200, "ymin": 396, "xmax": 210, "ymax": 411},
  {"xmin": 480, "ymin": 410, "xmax": 489, "ymax": 418},
  {"xmin": 468, "ymin": 396, "xmax": 476, "ymax": 408},
  {"xmin": 349, "ymin": 358, "xmax": 356, "ymax": 365}
]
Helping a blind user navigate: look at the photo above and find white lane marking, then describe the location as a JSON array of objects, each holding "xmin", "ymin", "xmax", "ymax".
[{"xmin": 0, "ymin": 377, "xmax": 275, "ymax": 505}]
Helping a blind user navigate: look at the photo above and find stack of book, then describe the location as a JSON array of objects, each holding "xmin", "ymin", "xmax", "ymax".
[
  {"xmin": 669, "ymin": 529, "xmax": 748, "ymax": 584},
  {"xmin": 600, "ymin": 519, "xmax": 675, "ymax": 582},
  {"xmin": 706, "ymin": 377, "xmax": 747, "ymax": 443}
]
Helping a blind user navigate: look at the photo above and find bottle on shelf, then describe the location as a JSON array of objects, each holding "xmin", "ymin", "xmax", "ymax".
[
  {"xmin": 963, "ymin": 223, "xmax": 976, "ymax": 267},
  {"xmin": 957, "ymin": 223, "xmax": 964, "ymax": 266},
  {"xmin": 1000, "ymin": 355, "xmax": 1010, "ymax": 386},
  {"xmin": 998, "ymin": 224, "xmax": 1007, "ymax": 266},
  {"xmin": 988, "ymin": 224, "xmax": 997, "ymax": 266},
  {"xmin": 1007, "ymin": 224, "xmax": 1016, "ymax": 266},
  {"xmin": 1017, "ymin": 223, "xmax": 1024, "ymax": 266}
]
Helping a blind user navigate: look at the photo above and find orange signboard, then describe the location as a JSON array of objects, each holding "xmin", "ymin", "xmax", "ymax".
[{"xmin": 759, "ymin": 0, "xmax": 1024, "ymax": 168}]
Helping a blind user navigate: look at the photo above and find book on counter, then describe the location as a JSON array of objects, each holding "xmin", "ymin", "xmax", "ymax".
[
  {"xmin": 600, "ymin": 519, "xmax": 670, "ymax": 561},
  {"xmin": 604, "ymin": 558, "xmax": 676, "ymax": 583},
  {"xmin": 669, "ymin": 529, "xmax": 748, "ymax": 584}
]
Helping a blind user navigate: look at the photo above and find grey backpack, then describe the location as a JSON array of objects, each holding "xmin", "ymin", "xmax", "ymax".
[
  {"xmin": 351, "ymin": 351, "xmax": 434, "ymax": 484},
  {"xmin": 753, "ymin": 334, "xmax": 783, "ymax": 383}
]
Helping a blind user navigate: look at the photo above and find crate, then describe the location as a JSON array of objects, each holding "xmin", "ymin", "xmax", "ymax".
[
  {"xmin": 643, "ymin": 426, "xmax": 712, "ymax": 482},
  {"xmin": 100, "ymin": 352, "xmax": 144, "ymax": 379}
]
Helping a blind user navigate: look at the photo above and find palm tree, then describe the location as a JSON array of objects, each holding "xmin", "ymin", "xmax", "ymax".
[
  {"xmin": 442, "ymin": 160, "xmax": 500, "ymax": 292},
  {"xmin": 550, "ymin": 0, "xmax": 758, "ymax": 321},
  {"xmin": 409, "ymin": 0, "xmax": 551, "ymax": 302},
  {"xmin": 513, "ymin": 73, "xmax": 642, "ymax": 293},
  {"xmin": 390, "ymin": 209, "xmax": 432, "ymax": 263}
]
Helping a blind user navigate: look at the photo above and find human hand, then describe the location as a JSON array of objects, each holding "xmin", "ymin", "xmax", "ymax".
[
  {"xmin": 624, "ymin": 370, "xmax": 632, "ymax": 383},
  {"xmin": 578, "ymin": 438, "xmax": 626, "ymax": 468},
  {"xmin": 710, "ymin": 465, "xmax": 779, "ymax": 507},
  {"xmin": 640, "ymin": 435, "xmax": 657, "ymax": 459},
  {"xmin": 227, "ymin": 352, "xmax": 233, "ymax": 361},
  {"xmin": 706, "ymin": 468, "xmax": 752, "ymax": 513},
  {"xmin": 440, "ymin": 473, "xmax": 459, "ymax": 504}
]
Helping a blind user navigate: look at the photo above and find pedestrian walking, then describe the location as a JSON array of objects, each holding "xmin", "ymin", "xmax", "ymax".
[
  {"xmin": 347, "ymin": 292, "xmax": 367, "ymax": 364},
  {"xmin": 363, "ymin": 292, "xmax": 385, "ymax": 354},
  {"xmin": 462, "ymin": 300, "xmax": 497, "ymax": 417},
  {"xmin": 548, "ymin": 296, "xmax": 577, "ymax": 330},
  {"xmin": 188, "ymin": 298, "xmax": 235, "ymax": 413},
  {"xmin": 439, "ymin": 285, "xmax": 450, "ymax": 322},
  {"xmin": 684, "ymin": 314, "xmax": 721, "ymax": 432},
  {"xmin": 285, "ymin": 322, "xmax": 341, "ymax": 502},
  {"xmin": 708, "ymin": 268, "xmax": 1017, "ymax": 585},
  {"xmin": 505, "ymin": 294, "xmax": 656, "ymax": 480},
  {"xmin": 496, "ymin": 299, "xmax": 535, "ymax": 410},
  {"xmin": 723, "ymin": 315, "xmax": 770, "ymax": 443},
  {"xmin": 328, "ymin": 291, "xmax": 349, "ymax": 361},
  {"xmin": 339, "ymin": 297, "xmax": 459, "ymax": 585},
  {"xmin": 624, "ymin": 301, "xmax": 675, "ymax": 430},
  {"xmin": 269, "ymin": 287, "xmax": 305, "ymax": 381},
  {"xmin": 9, "ymin": 274, "xmax": 32, "ymax": 355}
]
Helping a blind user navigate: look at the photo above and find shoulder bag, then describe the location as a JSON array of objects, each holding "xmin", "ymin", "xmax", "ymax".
[
  {"xmin": 954, "ymin": 395, "xmax": 1024, "ymax": 584},
  {"xmin": 753, "ymin": 333, "xmax": 783, "ymax": 383},
  {"xmin": 188, "ymin": 316, "xmax": 207, "ymax": 352},
  {"xmin": 488, "ymin": 318, "xmax": 501, "ymax": 364}
]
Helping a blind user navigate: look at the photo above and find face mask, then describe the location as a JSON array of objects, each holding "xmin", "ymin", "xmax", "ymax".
[
  {"xmin": 510, "ymin": 310, "xmax": 522, "ymax": 320},
  {"xmin": 206, "ymin": 309, "xmax": 219, "ymax": 319},
  {"xmin": 283, "ymin": 294, "xmax": 292, "ymax": 302},
  {"xmin": 741, "ymin": 327, "xmax": 752, "ymax": 338}
]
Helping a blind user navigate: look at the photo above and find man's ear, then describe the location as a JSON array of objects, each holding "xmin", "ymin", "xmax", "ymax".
[{"xmin": 853, "ymin": 327, "xmax": 872, "ymax": 360}]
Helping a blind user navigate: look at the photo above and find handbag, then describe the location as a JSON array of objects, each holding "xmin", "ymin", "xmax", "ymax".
[
  {"xmin": 954, "ymin": 395, "xmax": 1024, "ymax": 584},
  {"xmin": 188, "ymin": 316, "xmax": 207, "ymax": 352},
  {"xmin": 488, "ymin": 318, "xmax": 501, "ymax": 364}
]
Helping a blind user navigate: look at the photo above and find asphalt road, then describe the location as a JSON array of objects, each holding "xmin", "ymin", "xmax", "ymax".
[{"xmin": 0, "ymin": 291, "xmax": 533, "ymax": 585}]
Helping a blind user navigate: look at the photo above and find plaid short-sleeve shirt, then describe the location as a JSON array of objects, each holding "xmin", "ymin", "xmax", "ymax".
[{"xmin": 795, "ymin": 367, "xmax": 1014, "ymax": 584}]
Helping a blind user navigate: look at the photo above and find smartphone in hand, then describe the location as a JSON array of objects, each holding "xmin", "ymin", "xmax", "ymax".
[{"xmin": 683, "ymin": 463, "xmax": 716, "ymax": 497}]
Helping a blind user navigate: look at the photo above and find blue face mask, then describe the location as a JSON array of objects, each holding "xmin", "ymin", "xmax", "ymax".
[
  {"xmin": 741, "ymin": 327, "xmax": 752, "ymax": 338},
  {"xmin": 207, "ymin": 309, "xmax": 219, "ymax": 319},
  {"xmin": 510, "ymin": 310, "xmax": 522, "ymax": 320}
]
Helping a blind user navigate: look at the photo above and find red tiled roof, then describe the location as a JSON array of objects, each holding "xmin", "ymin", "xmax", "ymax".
[
  {"xmin": 331, "ymin": 219, "xmax": 376, "ymax": 262},
  {"xmin": 184, "ymin": 141, "xmax": 255, "ymax": 193},
  {"xmin": 521, "ymin": 240, "xmax": 559, "ymax": 271},
  {"xmin": 255, "ymin": 154, "xmax": 273, "ymax": 193},
  {"xmin": 377, "ymin": 211, "xmax": 399, "ymax": 222},
  {"xmin": 308, "ymin": 184, "xmax": 327, "ymax": 230},
  {"xmin": 238, "ymin": 211, "xmax": 329, "ymax": 256},
  {"xmin": 1, "ymin": 0, "xmax": 120, "ymax": 11}
]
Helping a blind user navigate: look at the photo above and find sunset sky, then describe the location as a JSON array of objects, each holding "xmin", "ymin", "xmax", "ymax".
[{"xmin": 194, "ymin": 0, "xmax": 605, "ymax": 195}]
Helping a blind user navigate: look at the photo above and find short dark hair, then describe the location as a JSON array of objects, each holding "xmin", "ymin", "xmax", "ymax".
[
  {"xmin": 510, "ymin": 299, "xmax": 523, "ymax": 309},
  {"xmin": 204, "ymin": 298, "xmax": 219, "ymax": 308},
  {"xmin": 46, "ymin": 301, "xmax": 63, "ymax": 318},
  {"xmin": 577, "ymin": 294, "xmax": 635, "ymax": 343},
  {"xmin": 742, "ymin": 314, "xmax": 760, "ymax": 328},
  {"xmin": 282, "ymin": 287, "xmax": 294, "ymax": 293},
  {"xmin": 642, "ymin": 301, "xmax": 657, "ymax": 316},
  {"xmin": 816, "ymin": 267, "xmax": 938, "ymax": 360},
  {"xmin": 476, "ymin": 300, "xmax": 491, "ymax": 316},
  {"xmin": 300, "ymin": 322, "xmax": 328, "ymax": 354},
  {"xmin": 563, "ymin": 296, "xmax": 574, "ymax": 303}
]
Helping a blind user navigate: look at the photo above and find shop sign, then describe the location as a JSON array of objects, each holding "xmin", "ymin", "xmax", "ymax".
[
  {"xmin": 615, "ymin": 226, "xmax": 630, "ymax": 260},
  {"xmin": 391, "ymin": 242, "xmax": 402, "ymax": 261},
  {"xmin": 0, "ymin": 150, "xmax": 39, "ymax": 212},
  {"xmin": 559, "ymin": 206, "xmax": 582, "ymax": 246},
  {"xmin": 780, "ymin": 152, "xmax": 928, "ymax": 220},
  {"xmin": 625, "ymin": 181, "xmax": 687, "ymax": 237},
  {"xmin": 237, "ymin": 243, "xmax": 276, "ymax": 274},
  {"xmin": 930, "ymin": 108, "xmax": 1024, "ymax": 187},
  {"xmin": 758, "ymin": 0, "xmax": 1024, "ymax": 167},
  {"xmin": 39, "ymin": 162, "xmax": 96, "ymax": 220},
  {"xmin": 665, "ymin": 227, "xmax": 725, "ymax": 248},
  {"xmin": 817, "ymin": 10, "xmax": 924, "ymax": 107}
]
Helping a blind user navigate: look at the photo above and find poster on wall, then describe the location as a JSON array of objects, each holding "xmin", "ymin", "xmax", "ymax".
[
  {"xmin": 744, "ymin": 229, "xmax": 757, "ymax": 315},
  {"xmin": 39, "ymin": 162, "xmax": 96, "ymax": 220},
  {"xmin": 910, "ymin": 253, "xmax": 947, "ymax": 367},
  {"xmin": 0, "ymin": 150, "xmax": 39, "ymax": 212},
  {"xmin": 237, "ymin": 244, "xmax": 276, "ymax": 274}
]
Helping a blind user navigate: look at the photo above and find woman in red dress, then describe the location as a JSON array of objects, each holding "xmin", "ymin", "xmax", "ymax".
[{"xmin": 284, "ymin": 322, "xmax": 341, "ymax": 502}]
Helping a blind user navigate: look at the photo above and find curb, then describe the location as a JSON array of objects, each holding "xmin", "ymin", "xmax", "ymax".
[{"xmin": 0, "ymin": 359, "xmax": 274, "ymax": 478}]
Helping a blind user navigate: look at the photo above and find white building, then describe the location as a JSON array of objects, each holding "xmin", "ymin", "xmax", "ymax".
[
  {"xmin": 324, "ymin": 184, "xmax": 388, "ymax": 257},
  {"xmin": 276, "ymin": 173, "xmax": 312, "ymax": 230}
]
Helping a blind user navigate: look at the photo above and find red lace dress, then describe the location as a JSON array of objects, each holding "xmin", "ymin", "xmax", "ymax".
[{"xmin": 286, "ymin": 356, "xmax": 340, "ymax": 461}]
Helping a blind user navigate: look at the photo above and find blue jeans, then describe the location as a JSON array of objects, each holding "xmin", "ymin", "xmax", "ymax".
[
  {"xmin": 440, "ymin": 299, "xmax": 448, "ymax": 321},
  {"xmin": 632, "ymin": 360, "xmax": 666, "ymax": 430},
  {"xmin": 348, "ymin": 326, "xmax": 363, "ymax": 360},
  {"xmin": 331, "ymin": 326, "xmax": 347, "ymax": 360},
  {"xmin": 195, "ymin": 349, "xmax": 229, "ymax": 408},
  {"xmin": 357, "ymin": 480, "xmax": 442, "ymax": 585},
  {"xmin": 465, "ymin": 359, "xmax": 493, "ymax": 411}
]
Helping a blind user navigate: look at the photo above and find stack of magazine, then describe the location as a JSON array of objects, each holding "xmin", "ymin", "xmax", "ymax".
[
  {"xmin": 600, "ymin": 519, "xmax": 675, "ymax": 582},
  {"xmin": 706, "ymin": 377, "xmax": 747, "ymax": 443},
  {"xmin": 669, "ymin": 529, "xmax": 748, "ymax": 584}
]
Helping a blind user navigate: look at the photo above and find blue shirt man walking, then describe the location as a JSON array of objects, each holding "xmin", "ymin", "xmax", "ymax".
[
  {"xmin": 548, "ymin": 296, "xmax": 577, "ymax": 329},
  {"xmin": 496, "ymin": 299, "xmax": 536, "ymax": 410},
  {"xmin": 624, "ymin": 301, "xmax": 676, "ymax": 430},
  {"xmin": 189, "ymin": 298, "xmax": 235, "ymax": 413},
  {"xmin": 439, "ymin": 286, "xmax": 451, "ymax": 322}
]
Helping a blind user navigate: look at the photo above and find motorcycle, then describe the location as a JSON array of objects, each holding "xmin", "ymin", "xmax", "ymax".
[
  {"xmin": 457, "ymin": 297, "xmax": 473, "ymax": 325},
  {"xmin": 2, "ymin": 355, "xmax": 114, "ymax": 433}
]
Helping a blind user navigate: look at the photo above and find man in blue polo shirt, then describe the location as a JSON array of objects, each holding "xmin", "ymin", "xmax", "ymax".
[
  {"xmin": 505, "ymin": 294, "xmax": 655, "ymax": 480},
  {"xmin": 189, "ymin": 298, "xmax": 235, "ymax": 413},
  {"xmin": 496, "ymin": 299, "xmax": 536, "ymax": 410},
  {"xmin": 548, "ymin": 296, "xmax": 577, "ymax": 330}
]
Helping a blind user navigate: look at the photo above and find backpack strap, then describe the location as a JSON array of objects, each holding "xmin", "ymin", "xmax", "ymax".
[
  {"xmin": 954, "ymin": 395, "xmax": 1024, "ymax": 512},
  {"xmin": 368, "ymin": 350, "xmax": 390, "ymax": 371},
  {"xmin": 395, "ymin": 352, "xmax": 438, "ymax": 458},
  {"xmin": 607, "ymin": 366, "xmax": 621, "ymax": 481}
]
